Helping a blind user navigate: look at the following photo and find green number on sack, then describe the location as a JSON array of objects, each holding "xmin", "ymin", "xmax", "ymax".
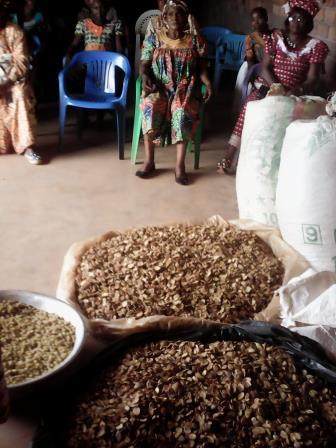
[
  {"xmin": 270, "ymin": 213, "xmax": 278, "ymax": 226},
  {"xmin": 263, "ymin": 213, "xmax": 278, "ymax": 226},
  {"xmin": 302, "ymin": 225, "xmax": 322, "ymax": 245}
]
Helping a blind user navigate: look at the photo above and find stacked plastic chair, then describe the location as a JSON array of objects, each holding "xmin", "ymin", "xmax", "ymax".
[
  {"xmin": 201, "ymin": 26, "xmax": 232, "ymax": 60},
  {"xmin": 134, "ymin": 10, "xmax": 161, "ymax": 76},
  {"xmin": 214, "ymin": 34, "xmax": 246, "ymax": 93}
]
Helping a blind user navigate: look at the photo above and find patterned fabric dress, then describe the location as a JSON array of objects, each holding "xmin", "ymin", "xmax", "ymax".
[
  {"xmin": 0, "ymin": 22, "xmax": 36, "ymax": 154},
  {"xmin": 140, "ymin": 26, "xmax": 207, "ymax": 145},
  {"xmin": 229, "ymin": 30, "xmax": 329, "ymax": 149},
  {"xmin": 75, "ymin": 18, "xmax": 123, "ymax": 51}
]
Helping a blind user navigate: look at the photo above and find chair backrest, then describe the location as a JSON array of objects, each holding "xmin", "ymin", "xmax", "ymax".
[
  {"xmin": 217, "ymin": 34, "xmax": 246, "ymax": 71},
  {"xmin": 241, "ymin": 62, "xmax": 262, "ymax": 105},
  {"xmin": 201, "ymin": 26, "xmax": 232, "ymax": 59},
  {"xmin": 66, "ymin": 51, "xmax": 131, "ymax": 101},
  {"xmin": 201, "ymin": 26, "xmax": 232, "ymax": 44},
  {"xmin": 31, "ymin": 34, "xmax": 41, "ymax": 56},
  {"xmin": 135, "ymin": 9, "xmax": 161, "ymax": 37}
]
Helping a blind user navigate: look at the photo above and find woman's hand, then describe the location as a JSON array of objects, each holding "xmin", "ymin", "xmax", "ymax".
[
  {"xmin": 203, "ymin": 82, "xmax": 213, "ymax": 103},
  {"xmin": 142, "ymin": 73, "xmax": 156, "ymax": 96},
  {"xmin": 285, "ymin": 86, "xmax": 304, "ymax": 97}
]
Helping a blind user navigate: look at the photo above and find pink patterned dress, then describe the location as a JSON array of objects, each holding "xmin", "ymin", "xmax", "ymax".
[{"xmin": 229, "ymin": 30, "xmax": 329, "ymax": 149}]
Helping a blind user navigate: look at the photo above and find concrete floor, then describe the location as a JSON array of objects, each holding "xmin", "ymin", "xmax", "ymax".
[
  {"xmin": 0, "ymin": 104, "xmax": 237, "ymax": 447},
  {"xmin": 0, "ymin": 110, "xmax": 237, "ymax": 298}
]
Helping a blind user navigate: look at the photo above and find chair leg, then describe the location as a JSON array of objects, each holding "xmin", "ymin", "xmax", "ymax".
[
  {"xmin": 76, "ymin": 109, "xmax": 86, "ymax": 140},
  {"xmin": 59, "ymin": 103, "xmax": 67, "ymax": 149},
  {"xmin": 130, "ymin": 77, "xmax": 142, "ymax": 164},
  {"xmin": 193, "ymin": 103, "xmax": 205, "ymax": 170},
  {"xmin": 116, "ymin": 108, "xmax": 125, "ymax": 160},
  {"xmin": 213, "ymin": 65, "xmax": 222, "ymax": 94}
]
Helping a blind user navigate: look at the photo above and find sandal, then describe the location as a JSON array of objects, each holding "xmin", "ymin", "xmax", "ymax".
[
  {"xmin": 217, "ymin": 158, "xmax": 231, "ymax": 172},
  {"xmin": 217, "ymin": 149, "xmax": 240, "ymax": 176},
  {"xmin": 175, "ymin": 172, "xmax": 189, "ymax": 186},
  {"xmin": 24, "ymin": 148, "xmax": 43, "ymax": 165},
  {"xmin": 135, "ymin": 164, "xmax": 156, "ymax": 179}
]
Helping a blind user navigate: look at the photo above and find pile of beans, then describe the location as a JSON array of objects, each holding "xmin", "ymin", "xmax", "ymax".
[
  {"xmin": 0, "ymin": 299, "xmax": 75, "ymax": 385},
  {"xmin": 76, "ymin": 224, "xmax": 284, "ymax": 323},
  {"xmin": 63, "ymin": 340, "xmax": 336, "ymax": 448}
]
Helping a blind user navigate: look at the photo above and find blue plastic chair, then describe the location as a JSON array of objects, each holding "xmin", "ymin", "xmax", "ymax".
[
  {"xmin": 58, "ymin": 51, "xmax": 131, "ymax": 159},
  {"xmin": 31, "ymin": 35, "xmax": 41, "ymax": 57},
  {"xmin": 241, "ymin": 63, "xmax": 262, "ymax": 106},
  {"xmin": 201, "ymin": 26, "xmax": 232, "ymax": 59},
  {"xmin": 214, "ymin": 34, "xmax": 246, "ymax": 93}
]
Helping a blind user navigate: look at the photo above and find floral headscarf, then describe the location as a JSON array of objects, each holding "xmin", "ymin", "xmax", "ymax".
[
  {"xmin": 163, "ymin": 0, "xmax": 189, "ymax": 19},
  {"xmin": 283, "ymin": 0, "xmax": 321, "ymax": 17}
]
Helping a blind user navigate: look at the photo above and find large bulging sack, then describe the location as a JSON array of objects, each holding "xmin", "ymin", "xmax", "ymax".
[
  {"xmin": 236, "ymin": 95, "xmax": 326, "ymax": 227},
  {"xmin": 276, "ymin": 115, "xmax": 336, "ymax": 272}
]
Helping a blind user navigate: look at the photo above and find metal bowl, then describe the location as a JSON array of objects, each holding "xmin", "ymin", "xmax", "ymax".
[{"xmin": 0, "ymin": 290, "xmax": 86, "ymax": 397}]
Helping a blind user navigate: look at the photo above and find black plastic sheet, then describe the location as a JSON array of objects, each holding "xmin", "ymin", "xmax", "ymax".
[{"xmin": 32, "ymin": 320, "xmax": 336, "ymax": 447}]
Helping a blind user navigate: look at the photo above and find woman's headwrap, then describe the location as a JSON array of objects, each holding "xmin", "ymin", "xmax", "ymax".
[
  {"xmin": 163, "ymin": 0, "xmax": 189, "ymax": 17},
  {"xmin": 283, "ymin": 0, "xmax": 321, "ymax": 17}
]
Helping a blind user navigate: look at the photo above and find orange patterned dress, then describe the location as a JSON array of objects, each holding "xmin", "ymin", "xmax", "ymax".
[{"xmin": 0, "ymin": 22, "xmax": 36, "ymax": 154}]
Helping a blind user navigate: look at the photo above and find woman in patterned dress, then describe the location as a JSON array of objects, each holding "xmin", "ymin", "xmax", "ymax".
[
  {"xmin": 245, "ymin": 7, "xmax": 270, "ymax": 68},
  {"xmin": 0, "ymin": 0, "xmax": 42, "ymax": 164},
  {"xmin": 218, "ymin": 0, "xmax": 328, "ymax": 175},
  {"xmin": 136, "ymin": 0, "xmax": 212, "ymax": 185},
  {"xmin": 232, "ymin": 7, "xmax": 271, "ymax": 119},
  {"xmin": 66, "ymin": 0, "xmax": 124, "ymax": 58}
]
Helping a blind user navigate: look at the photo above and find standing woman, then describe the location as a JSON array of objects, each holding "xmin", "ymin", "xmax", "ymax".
[
  {"xmin": 218, "ymin": 0, "xmax": 328, "ymax": 175},
  {"xmin": 137, "ymin": 0, "xmax": 212, "ymax": 185},
  {"xmin": 0, "ymin": 0, "xmax": 42, "ymax": 163}
]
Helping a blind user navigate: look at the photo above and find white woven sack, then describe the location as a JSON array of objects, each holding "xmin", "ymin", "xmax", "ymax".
[
  {"xmin": 236, "ymin": 95, "xmax": 326, "ymax": 227},
  {"xmin": 277, "ymin": 116, "xmax": 336, "ymax": 272}
]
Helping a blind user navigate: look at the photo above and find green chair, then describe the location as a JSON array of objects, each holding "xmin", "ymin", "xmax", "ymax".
[{"xmin": 131, "ymin": 77, "xmax": 206, "ymax": 169}]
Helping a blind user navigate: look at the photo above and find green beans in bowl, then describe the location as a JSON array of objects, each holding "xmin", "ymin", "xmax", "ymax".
[{"xmin": 0, "ymin": 291, "xmax": 85, "ymax": 397}]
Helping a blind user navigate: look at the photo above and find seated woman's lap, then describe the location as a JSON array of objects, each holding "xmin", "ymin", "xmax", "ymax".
[{"xmin": 141, "ymin": 92, "xmax": 200, "ymax": 143}]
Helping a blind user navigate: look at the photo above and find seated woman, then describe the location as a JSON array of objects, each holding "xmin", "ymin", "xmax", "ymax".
[
  {"xmin": 66, "ymin": 0, "xmax": 124, "ymax": 58},
  {"xmin": 219, "ymin": 0, "xmax": 328, "ymax": 175},
  {"xmin": 137, "ymin": 0, "xmax": 212, "ymax": 185},
  {"xmin": 245, "ymin": 7, "xmax": 270, "ymax": 68},
  {"xmin": 12, "ymin": 0, "xmax": 44, "ymax": 54},
  {"xmin": 232, "ymin": 7, "xmax": 271, "ymax": 117},
  {"xmin": 0, "ymin": 0, "xmax": 42, "ymax": 164},
  {"xmin": 148, "ymin": 0, "xmax": 198, "ymax": 36},
  {"xmin": 78, "ymin": 0, "xmax": 118, "ymax": 22}
]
